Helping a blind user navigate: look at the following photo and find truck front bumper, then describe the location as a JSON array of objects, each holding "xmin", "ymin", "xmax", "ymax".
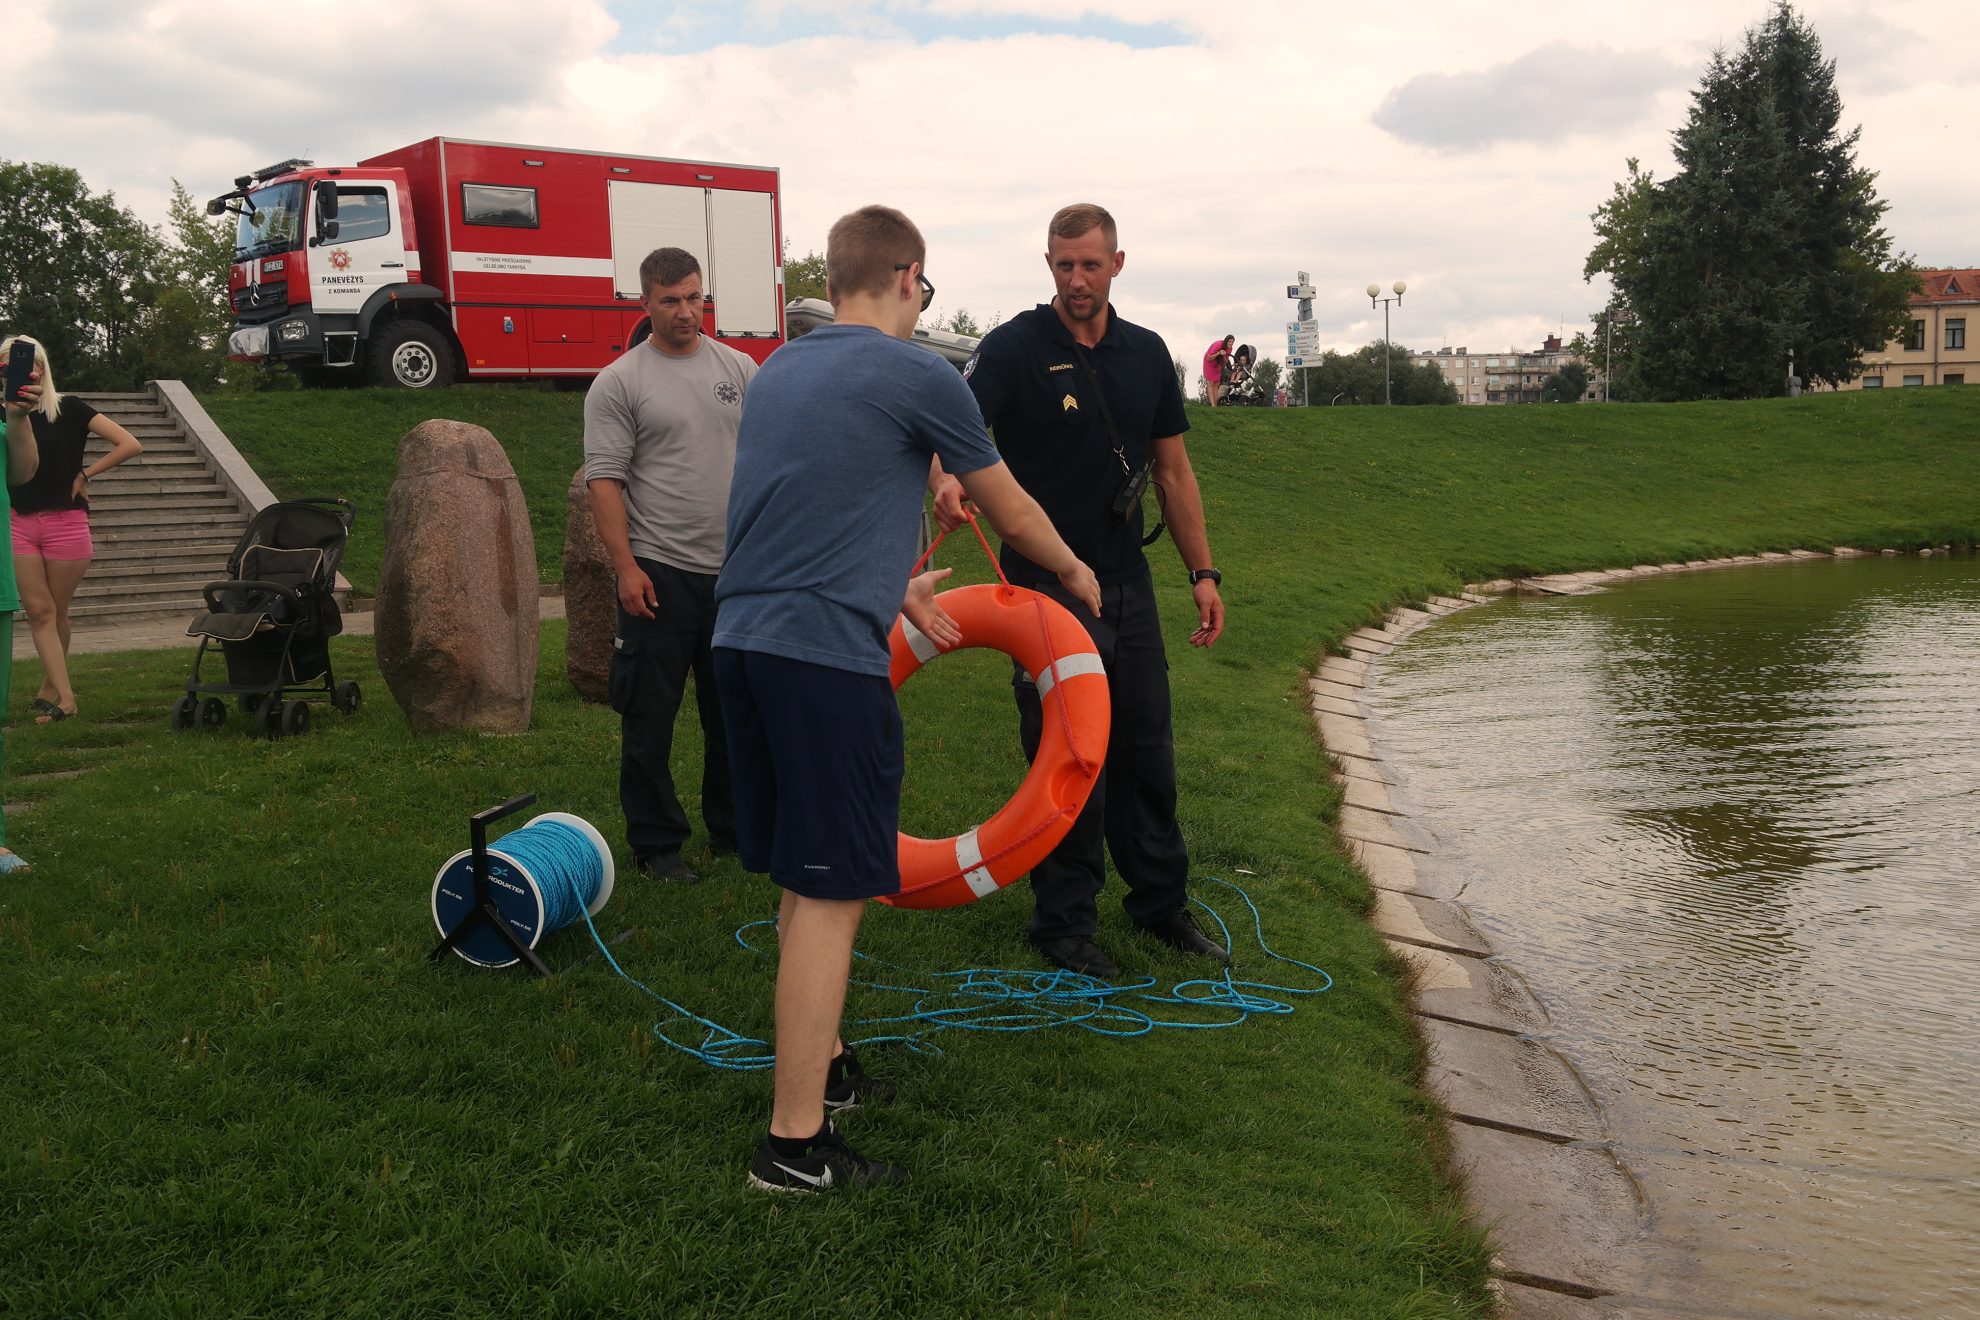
[{"xmin": 228, "ymin": 314, "xmax": 323, "ymax": 362}]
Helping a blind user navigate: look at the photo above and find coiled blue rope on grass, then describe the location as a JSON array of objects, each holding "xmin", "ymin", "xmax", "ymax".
[
  {"xmin": 570, "ymin": 876, "xmax": 1332, "ymax": 1069},
  {"xmin": 497, "ymin": 818, "xmax": 607, "ymax": 932}
]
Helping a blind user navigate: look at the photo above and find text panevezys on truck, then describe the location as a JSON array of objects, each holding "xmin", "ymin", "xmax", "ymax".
[{"xmin": 207, "ymin": 137, "xmax": 784, "ymax": 389}]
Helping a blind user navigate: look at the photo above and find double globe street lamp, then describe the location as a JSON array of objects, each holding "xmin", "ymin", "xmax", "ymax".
[{"xmin": 1368, "ymin": 280, "xmax": 1407, "ymax": 404}]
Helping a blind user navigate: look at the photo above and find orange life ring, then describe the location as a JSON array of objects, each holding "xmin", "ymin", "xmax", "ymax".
[{"xmin": 882, "ymin": 583, "xmax": 1110, "ymax": 909}]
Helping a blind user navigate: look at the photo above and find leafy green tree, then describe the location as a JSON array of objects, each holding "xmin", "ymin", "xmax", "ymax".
[
  {"xmin": 1249, "ymin": 356, "xmax": 1283, "ymax": 400},
  {"xmin": 1542, "ymin": 362, "xmax": 1591, "ymax": 403},
  {"xmin": 121, "ymin": 181, "xmax": 237, "ymax": 389},
  {"xmin": 938, "ymin": 308, "xmax": 984, "ymax": 338},
  {"xmin": 783, "ymin": 243, "xmax": 827, "ymax": 303},
  {"xmin": 1584, "ymin": 2, "xmax": 1913, "ymax": 399},
  {"xmin": 0, "ymin": 159, "xmax": 161, "ymax": 388},
  {"xmin": 1292, "ymin": 342, "xmax": 1457, "ymax": 405}
]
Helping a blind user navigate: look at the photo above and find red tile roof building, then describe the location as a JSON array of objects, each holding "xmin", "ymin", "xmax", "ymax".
[{"xmin": 1827, "ymin": 268, "xmax": 1977, "ymax": 391}]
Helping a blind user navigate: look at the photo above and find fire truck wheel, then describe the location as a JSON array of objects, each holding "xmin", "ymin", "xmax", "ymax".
[{"xmin": 367, "ymin": 320, "xmax": 455, "ymax": 389}]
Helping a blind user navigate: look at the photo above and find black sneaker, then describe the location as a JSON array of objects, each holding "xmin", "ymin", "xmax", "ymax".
[
  {"xmin": 747, "ymin": 1123, "xmax": 908, "ymax": 1193},
  {"xmin": 636, "ymin": 851, "xmax": 701, "ymax": 884},
  {"xmin": 1138, "ymin": 908, "xmax": 1229, "ymax": 962},
  {"xmin": 823, "ymin": 1045, "xmax": 896, "ymax": 1114},
  {"xmin": 1031, "ymin": 934, "xmax": 1121, "ymax": 979}
]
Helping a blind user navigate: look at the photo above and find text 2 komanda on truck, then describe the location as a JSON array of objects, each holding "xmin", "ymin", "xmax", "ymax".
[{"xmin": 208, "ymin": 137, "xmax": 784, "ymax": 388}]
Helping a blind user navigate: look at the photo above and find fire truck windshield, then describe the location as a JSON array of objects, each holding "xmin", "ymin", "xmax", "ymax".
[{"xmin": 234, "ymin": 181, "xmax": 306, "ymax": 261}]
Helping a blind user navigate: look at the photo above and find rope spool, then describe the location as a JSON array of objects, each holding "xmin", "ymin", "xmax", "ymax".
[{"xmin": 429, "ymin": 812, "xmax": 615, "ymax": 968}]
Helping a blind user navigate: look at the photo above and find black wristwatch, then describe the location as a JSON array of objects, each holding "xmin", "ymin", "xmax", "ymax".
[{"xmin": 1189, "ymin": 568, "xmax": 1222, "ymax": 587}]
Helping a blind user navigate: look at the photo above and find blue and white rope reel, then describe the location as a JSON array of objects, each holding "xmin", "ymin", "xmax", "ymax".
[{"xmin": 429, "ymin": 811, "xmax": 615, "ymax": 969}]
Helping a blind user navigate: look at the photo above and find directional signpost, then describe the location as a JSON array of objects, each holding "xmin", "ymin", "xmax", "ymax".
[{"xmin": 1286, "ymin": 272, "xmax": 1317, "ymax": 404}]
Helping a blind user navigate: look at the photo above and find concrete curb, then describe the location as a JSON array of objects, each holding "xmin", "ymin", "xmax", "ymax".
[{"xmin": 1312, "ymin": 542, "xmax": 1965, "ymax": 1315}]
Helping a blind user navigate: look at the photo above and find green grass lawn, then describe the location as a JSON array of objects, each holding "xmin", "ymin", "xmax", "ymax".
[{"xmin": 7, "ymin": 385, "xmax": 1978, "ymax": 1317}]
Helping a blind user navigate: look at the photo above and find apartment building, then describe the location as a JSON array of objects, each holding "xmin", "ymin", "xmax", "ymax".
[
  {"xmin": 1414, "ymin": 335, "xmax": 1601, "ymax": 404},
  {"xmin": 1827, "ymin": 268, "xmax": 1976, "ymax": 390}
]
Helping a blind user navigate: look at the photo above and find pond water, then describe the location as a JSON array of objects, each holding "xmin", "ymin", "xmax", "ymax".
[{"xmin": 1365, "ymin": 555, "xmax": 1980, "ymax": 1318}]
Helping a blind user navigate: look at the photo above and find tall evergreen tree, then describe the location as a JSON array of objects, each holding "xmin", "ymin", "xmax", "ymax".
[{"xmin": 1584, "ymin": 2, "xmax": 1913, "ymax": 400}]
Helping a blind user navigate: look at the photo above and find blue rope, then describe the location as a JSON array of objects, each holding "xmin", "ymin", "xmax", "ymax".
[
  {"xmin": 570, "ymin": 875, "xmax": 1331, "ymax": 1069},
  {"xmin": 492, "ymin": 818, "xmax": 605, "ymax": 933}
]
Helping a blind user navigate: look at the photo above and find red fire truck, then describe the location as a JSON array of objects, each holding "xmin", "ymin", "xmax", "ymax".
[{"xmin": 207, "ymin": 137, "xmax": 784, "ymax": 388}]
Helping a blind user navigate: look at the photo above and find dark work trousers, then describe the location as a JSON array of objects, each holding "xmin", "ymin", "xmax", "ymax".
[
  {"xmin": 1014, "ymin": 570, "xmax": 1191, "ymax": 941},
  {"xmin": 610, "ymin": 557, "xmax": 734, "ymax": 862}
]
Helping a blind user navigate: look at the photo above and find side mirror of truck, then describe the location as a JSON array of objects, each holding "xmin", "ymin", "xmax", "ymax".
[{"xmin": 311, "ymin": 182, "xmax": 341, "ymax": 245}]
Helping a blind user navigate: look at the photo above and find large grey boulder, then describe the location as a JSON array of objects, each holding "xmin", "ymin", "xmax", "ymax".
[
  {"xmin": 561, "ymin": 464, "xmax": 615, "ymax": 704},
  {"xmin": 374, "ymin": 419, "xmax": 539, "ymax": 733}
]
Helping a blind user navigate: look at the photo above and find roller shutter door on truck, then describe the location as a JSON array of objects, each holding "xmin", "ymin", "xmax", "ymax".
[
  {"xmin": 607, "ymin": 181, "xmax": 709, "ymax": 300},
  {"xmin": 707, "ymin": 189, "xmax": 778, "ymax": 337}
]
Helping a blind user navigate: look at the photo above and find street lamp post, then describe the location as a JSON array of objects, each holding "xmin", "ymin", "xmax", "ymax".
[
  {"xmin": 1367, "ymin": 280, "xmax": 1406, "ymax": 404},
  {"xmin": 1603, "ymin": 306, "xmax": 1635, "ymax": 403}
]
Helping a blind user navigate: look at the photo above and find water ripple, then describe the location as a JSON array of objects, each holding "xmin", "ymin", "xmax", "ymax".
[{"xmin": 1368, "ymin": 557, "xmax": 1980, "ymax": 1317}]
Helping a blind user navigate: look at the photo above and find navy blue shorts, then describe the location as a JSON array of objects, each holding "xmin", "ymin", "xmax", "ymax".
[{"xmin": 712, "ymin": 648, "xmax": 903, "ymax": 900}]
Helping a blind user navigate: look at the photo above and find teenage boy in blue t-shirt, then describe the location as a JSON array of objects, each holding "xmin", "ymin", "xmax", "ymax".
[{"xmin": 715, "ymin": 204, "xmax": 1101, "ymax": 1193}]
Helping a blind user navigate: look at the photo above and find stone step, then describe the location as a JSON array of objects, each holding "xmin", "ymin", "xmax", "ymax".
[
  {"xmin": 80, "ymin": 558, "xmax": 233, "ymax": 583},
  {"xmin": 93, "ymin": 452, "xmax": 209, "ymax": 469},
  {"xmin": 94, "ymin": 450, "xmax": 203, "ymax": 466},
  {"xmin": 69, "ymin": 598, "xmax": 203, "ymax": 624},
  {"xmin": 93, "ymin": 539, "xmax": 238, "ymax": 561},
  {"xmin": 89, "ymin": 511, "xmax": 249, "ymax": 535},
  {"xmin": 72, "ymin": 577, "xmax": 218, "ymax": 606},
  {"xmin": 88, "ymin": 496, "xmax": 247, "ymax": 518},
  {"xmin": 85, "ymin": 477, "xmax": 231, "ymax": 498}
]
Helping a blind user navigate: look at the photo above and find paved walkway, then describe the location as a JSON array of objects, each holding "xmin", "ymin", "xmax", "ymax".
[{"xmin": 14, "ymin": 595, "xmax": 569, "ymax": 660}]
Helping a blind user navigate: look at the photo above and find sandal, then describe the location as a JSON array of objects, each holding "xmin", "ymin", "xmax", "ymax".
[
  {"xmin": 0, "ymin": 850, "xmax": 30, "ymax": 876},
  {"xmin": 28, "ymin": 697, "xmax": 58, "ymax": 717},
  {"xmin": 33, "ymin": 703, "xmax": 74, "ymax": 725}
]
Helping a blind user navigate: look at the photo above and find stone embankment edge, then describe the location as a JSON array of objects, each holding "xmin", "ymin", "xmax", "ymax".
[{"xmin": 1310, "ymin": 543, "xmax": 1961, "ymax": 1318}]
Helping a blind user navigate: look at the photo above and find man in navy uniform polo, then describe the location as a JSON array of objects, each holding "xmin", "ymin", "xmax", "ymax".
[{"xmin": 934, "ymin": 202, "xmax": 1228, "ymax": 978}]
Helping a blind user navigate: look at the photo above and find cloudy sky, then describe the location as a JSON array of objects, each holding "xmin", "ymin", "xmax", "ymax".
[{"xmin": 15, "ymin": 0, "xmax": 1975, "ymax": 378}]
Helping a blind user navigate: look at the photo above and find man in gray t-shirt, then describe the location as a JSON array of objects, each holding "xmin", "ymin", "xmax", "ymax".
[{"xmin": 585, "ymin": 247, "xmax": 758, "ymax": 882}]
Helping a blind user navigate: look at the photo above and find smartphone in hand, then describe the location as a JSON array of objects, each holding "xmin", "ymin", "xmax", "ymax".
[{"xmin": 4, "ymin": 340, "xmax": 35, "ymax": 406}]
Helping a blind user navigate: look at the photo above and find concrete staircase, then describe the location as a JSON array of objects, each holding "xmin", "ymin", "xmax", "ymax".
[{"xmin": 62, "ymin": 383, "xmax": 273, "ymax": 628}]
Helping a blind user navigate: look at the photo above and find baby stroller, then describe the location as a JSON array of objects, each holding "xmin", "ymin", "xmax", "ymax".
[
  {"xmin": 172, "ymin": 497, "xmax": 359, "ymax": 739},
  {"xmin": 1221, "ymin": 344, "xmax": 1270, "ymax": 406}
]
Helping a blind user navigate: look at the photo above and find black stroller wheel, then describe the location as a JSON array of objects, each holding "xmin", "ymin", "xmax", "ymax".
[
  {"xmin": 171, "ymin": 694, "xmax": 198, "ymax": 731},
  {"xmin": 239, "ymin": 693, "xmax": 265, "ymax": 718},
  {"xmin": 259, "ymin": 699, "xmax": 286, "ymax": 740},
  {"xmin": 281, "ymin": 701, "xmax": 312, "ymax": 737},
  {"xmin": 197, "ymin": 697, "xmax": 228, "ymax": 730},
  {"xmin": 333, "ymin": 681, "xmax": 362, "ymax": 715}
]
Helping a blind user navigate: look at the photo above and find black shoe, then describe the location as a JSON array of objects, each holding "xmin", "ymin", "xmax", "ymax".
[
  {"xmin": 1138, "ymin": 908, "xmax": 1229, "ymax": 962},
  {"xmin": 824, "ymin": 1045, "xmax": 895, "ymax": 1114},
  {"xmin": 636, "ymin": 851, "xmax": 701, "ymax": 884},
  {"xmin": 747, "ymin": 1122, "xmax": 908, "ymax": 1193},
  {"xmin": 1031, "ymin": 935, "xmax": 1121, "ymax": 979}
]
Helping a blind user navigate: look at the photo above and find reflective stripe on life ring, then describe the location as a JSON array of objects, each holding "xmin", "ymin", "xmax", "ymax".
[{"xmin": 883, "ymin": 583, "xmax": 1110, "ymax": 910}]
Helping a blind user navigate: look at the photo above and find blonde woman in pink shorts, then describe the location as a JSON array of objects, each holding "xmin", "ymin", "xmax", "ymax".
[{"xmin": 3, "ymin": 336, "xmax": 142, "ymax": 724}]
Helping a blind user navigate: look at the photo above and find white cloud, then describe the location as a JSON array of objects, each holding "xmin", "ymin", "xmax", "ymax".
[{"xmin": 1373, "ymin": 43, "xmax": 1685, "ymax": 152}]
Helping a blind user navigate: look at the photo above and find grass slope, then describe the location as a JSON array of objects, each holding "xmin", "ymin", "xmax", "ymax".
[{"xmin": 6, "ymin": 385, "xmax": 1976, "ymax": 1318}]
